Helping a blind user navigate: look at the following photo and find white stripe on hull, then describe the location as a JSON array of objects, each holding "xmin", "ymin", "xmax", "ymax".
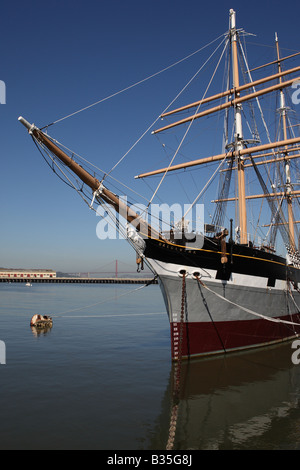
[
  {"xmin": 147, "ymin": 258, "xmax": 300, "ymax": 324},
  {"xmin": 147, "ymin": 257, "xmax": 287, "ymax": 289}
]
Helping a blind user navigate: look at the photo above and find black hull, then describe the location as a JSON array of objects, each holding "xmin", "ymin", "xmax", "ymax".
[{"xmin": 144, "ymin": 237, "xmax": 300, "ymax": 287}]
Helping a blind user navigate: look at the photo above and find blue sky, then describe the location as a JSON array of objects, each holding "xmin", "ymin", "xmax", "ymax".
[{"xmin": 1, "ymin": 0, "xmax": 300, "ymax": 272}]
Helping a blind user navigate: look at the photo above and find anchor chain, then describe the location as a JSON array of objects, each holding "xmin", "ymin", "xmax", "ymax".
[{"xmin": 166, "ymin": 272, "xmax": 186, "ymax": 450}]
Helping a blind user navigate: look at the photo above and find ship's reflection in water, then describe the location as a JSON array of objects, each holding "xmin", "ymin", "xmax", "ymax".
[
  {"xmin": 1, "ymin": 283, "xmax": 300, "ymax": 450},
  {"xmin": 153, "ymin": 342, "xmax": 300, "ymax": 450}
]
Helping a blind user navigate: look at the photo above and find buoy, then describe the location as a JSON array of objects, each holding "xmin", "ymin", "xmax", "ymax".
[{"xmin": 30, "ymin": 314, "xmax": 53, "ymax": 328}]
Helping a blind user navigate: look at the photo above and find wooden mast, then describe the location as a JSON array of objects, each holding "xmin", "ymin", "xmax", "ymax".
[
  {"xmin": 275, "ymin": 33, "xmax": 296, "ymax": 249},
  {"xmin": 229, "ymin": 9, "xmax": 247, "ymax": 244}
]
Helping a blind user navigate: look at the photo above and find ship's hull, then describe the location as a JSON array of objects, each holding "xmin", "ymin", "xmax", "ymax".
[{"xmin": 142, "ymin": 237, "xmax": 300, "ymax": 360}]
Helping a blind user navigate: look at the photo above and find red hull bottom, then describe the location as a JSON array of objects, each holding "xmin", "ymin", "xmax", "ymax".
[{"xmin": 170, "ymin": 313, "xmax": 300, "ymax": 360}]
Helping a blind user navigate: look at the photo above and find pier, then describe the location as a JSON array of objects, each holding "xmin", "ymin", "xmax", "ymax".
[{"xmin": 0, "ymin": 277, "xmax": 158, "ymax": 284}]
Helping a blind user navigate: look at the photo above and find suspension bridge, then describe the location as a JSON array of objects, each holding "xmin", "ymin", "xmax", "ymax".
[{"xmin": 70, "ymin": 260, "xmax": 145, "ymax": 279}]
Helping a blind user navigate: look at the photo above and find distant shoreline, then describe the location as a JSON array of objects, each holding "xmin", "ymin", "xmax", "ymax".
[{"xmin": 0, "ymin": 277, "xmax": 158, "ymax": 285}]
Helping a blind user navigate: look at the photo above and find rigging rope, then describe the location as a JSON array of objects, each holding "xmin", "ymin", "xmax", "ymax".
[
  {"xmin": 212, "ymin": 157, "xmax": 234, "ymax": 230},
  {"xmin": 182, "ymin": 155, "xmax": 228, "ymax": 222},
  {"xmin": 32, "ymin": 135, "xmax": 151, "ymax": 255},
  {"xmin": 105, "ymin": 35, "xmax": 228, "ymax": 189},
  {"xmin": 49, "ymin": 279, "xmax": 157, "ymax": 318},
  {"xmin": 58, "ymin": 312, "xmax": 165, "ymax": 319},
  {"xmin": 40, "ymin": 133, "xmax": 152, "ymax": 204},
  {"xmin": 147, "ymin": 37, "xmax": 229, "ymax": 208},
  {"xmin": 249, "ymin": 154, "xmax": 291, "ymax": 248},
  {"xmin": 195, "ymin": 275, "xmax": 300, "ymax": 327},
  {"xmin": 34, "ymin": 132, "xmax": 183, "ymax": 236},
  {"xmin": 41, "ymin": 34, "xmax": 227, "ymax": 130}
]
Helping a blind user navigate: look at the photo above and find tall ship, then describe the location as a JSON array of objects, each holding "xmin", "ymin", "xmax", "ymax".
[{"xmin": 19, "ymin": 9, "xmax": 300, "ymax": 361}]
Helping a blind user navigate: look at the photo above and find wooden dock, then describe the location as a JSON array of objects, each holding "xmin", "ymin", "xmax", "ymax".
[{"xmin": 0, "ymin": 277, "xmax": 158, "ymax": 285}]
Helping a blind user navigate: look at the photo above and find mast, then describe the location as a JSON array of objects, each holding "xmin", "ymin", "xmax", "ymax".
[
  {"xmin": 275, "ymin": 33, "xmax": 296, "ymax": 249},
  {"xmin": 230, "ymin": 8, "xmax": 247, "ymax": 244}
]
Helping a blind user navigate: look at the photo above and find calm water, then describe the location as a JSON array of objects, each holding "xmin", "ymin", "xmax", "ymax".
[{"xmin": 1, "ymin": 282, "xmax": 300, "ymax": 450}]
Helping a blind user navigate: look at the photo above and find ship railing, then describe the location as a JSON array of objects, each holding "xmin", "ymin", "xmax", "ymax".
[{"xmin": 161, "ymin": 227, "xmax": 278, "ymax": 254}]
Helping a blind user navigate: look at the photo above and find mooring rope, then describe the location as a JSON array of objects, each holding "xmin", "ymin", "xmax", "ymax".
[
  {"xmin": 58, "ymin": 312, "xmax": 165, "ymax": 319},
  {"xmin": 51, "ymin": 281, "xmax": 156, "ymax": 318}
]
